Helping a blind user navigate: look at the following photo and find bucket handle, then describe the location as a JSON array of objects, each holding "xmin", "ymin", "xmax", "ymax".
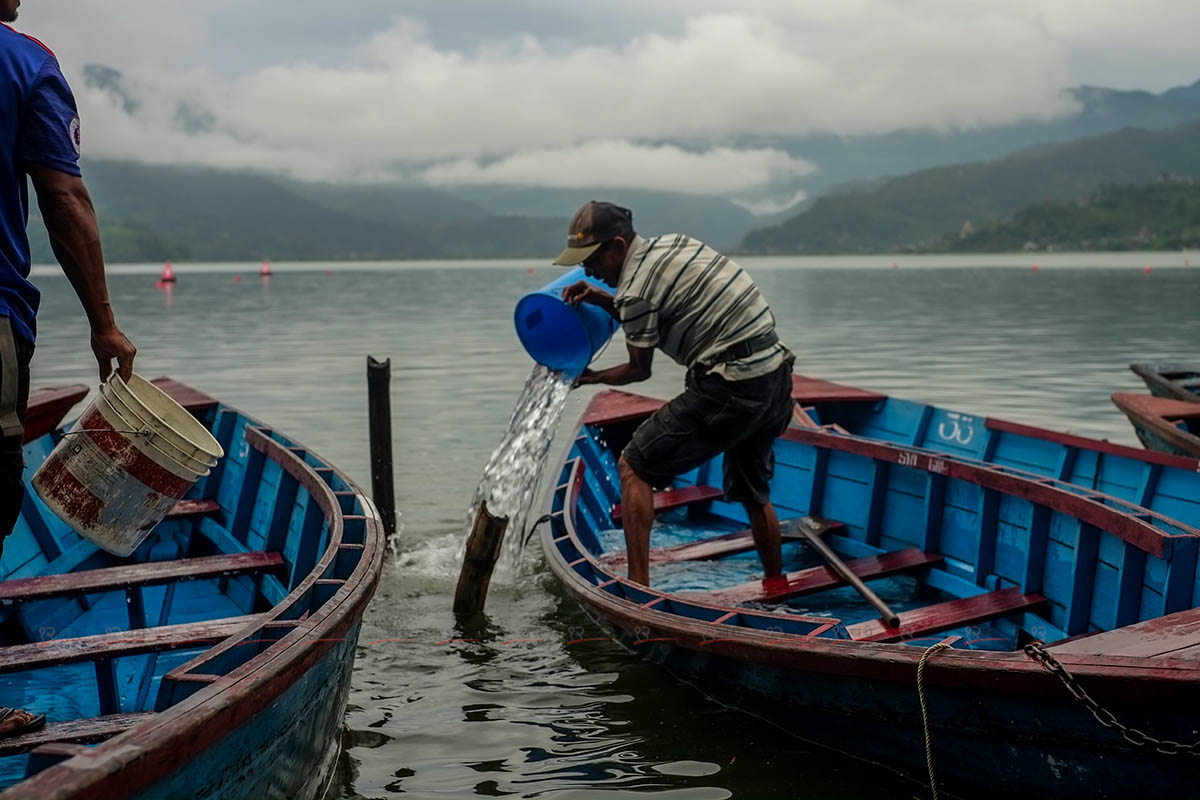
[{"xmin": 62, "ymin": 428, "xmax": 155, "ymax": 441}]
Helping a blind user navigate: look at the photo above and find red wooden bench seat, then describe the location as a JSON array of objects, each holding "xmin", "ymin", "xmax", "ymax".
[
  {"xmin": 164, "ymin": 499, "xmax": 221, "ymax": 520},
  {"xmin": 0, "ymin": 614, "xmax": 263, "ymax": 673},
  {"xmin": 846, "ymin": 587, "xmax": 1046, "ymax": 643},
  {"xmin": 1048, "ymin": 607, "xmax": 1200, "ymax": 659},
  {"xmin": 601, "ymin": 515, "xmax": 845, "ymax": 568},
  {"xmin": 691, "ymin": 548, "xmax": 944, "ymax": 605},
  {"xmin": 0, "ymin": 551, "xmax": 284, "ymax": 604},
  {"xmin": 790, "ymin": 374, "xmax": 886, "ymax": 405},
  {"xmin": 0, "ymin": 712, "xmax": 154, "ymax": 757},
  {"xmin": 22, "ymin": 384, "xmax": 89, "ymax": 443},
  {"xmin": 150, "ymin": 378, "xmax": 219, "ymax": 413},
  {"xmin": 611, "ymin": 485, "xmax": 723, "ymax": 525}
]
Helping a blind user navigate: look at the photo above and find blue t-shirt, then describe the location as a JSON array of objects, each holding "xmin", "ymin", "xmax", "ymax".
[{"xmin": 1, "ymin": 24, "xmax": 82, "ymax": 344}]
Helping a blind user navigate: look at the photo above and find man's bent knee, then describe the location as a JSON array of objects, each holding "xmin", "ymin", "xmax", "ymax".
[{"xmin": 618, "ymin": 455, "xmax": 646, "ymax": 487}]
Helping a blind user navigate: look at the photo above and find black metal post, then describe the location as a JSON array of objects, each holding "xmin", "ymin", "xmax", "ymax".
[{"xmin": 367, "ymin": 356, "xmax": 397, "ymax": 538}]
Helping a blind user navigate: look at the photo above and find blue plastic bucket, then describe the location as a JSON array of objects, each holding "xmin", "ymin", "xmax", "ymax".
[{"xmin": 514, "ymin": 267, "xmax": 619, "ymax": 374}]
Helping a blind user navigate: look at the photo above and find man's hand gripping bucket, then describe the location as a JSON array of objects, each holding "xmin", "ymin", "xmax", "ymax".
[{"xmin": 513, "ymin": 266, "xmax": 618, "ymax": 375}]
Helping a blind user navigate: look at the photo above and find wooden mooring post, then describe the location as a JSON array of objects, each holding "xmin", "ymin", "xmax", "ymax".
[
  {"xmin": 367, "ymin": 356, "xmax": 397, "ymax": 539},
  {"xmin": 453, "ymin": 501, "xmax": 509, "ymax": 614}
]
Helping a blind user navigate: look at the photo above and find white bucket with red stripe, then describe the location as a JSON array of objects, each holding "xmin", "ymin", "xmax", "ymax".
[{"xmin": 31, "ymin": 374, "xmax": 225, "ymax": 557}]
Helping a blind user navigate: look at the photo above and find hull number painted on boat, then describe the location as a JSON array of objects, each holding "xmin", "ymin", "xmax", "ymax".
[
  {"xmin": 937, "ymin": 413, "xmax": 977, "ymax": 446},
  {"xmin": 897, "ymin": 450, "xmax": 947, "ymax": 474}
]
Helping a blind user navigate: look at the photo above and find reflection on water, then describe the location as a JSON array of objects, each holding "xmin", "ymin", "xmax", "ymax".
[{"xmin": 24, "ymin": 255, "xmax": 1199, "ymax": 797}]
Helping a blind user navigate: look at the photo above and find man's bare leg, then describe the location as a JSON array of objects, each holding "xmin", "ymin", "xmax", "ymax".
[
  {"xmin": 618, "ymin": 456, "xmax": 655, "ymax": 585},
  {"xmin": 744, "ymin": 501, "xmax": 783, "ymax": 579}
]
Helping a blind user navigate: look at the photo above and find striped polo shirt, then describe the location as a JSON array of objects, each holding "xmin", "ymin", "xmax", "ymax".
[{"xmin": 614, "ymin": 234, "xmax": 791, "ymax": 381}]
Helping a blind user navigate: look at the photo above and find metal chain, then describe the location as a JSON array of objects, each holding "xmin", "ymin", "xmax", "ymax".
[{"xmin": 1024, "ymin": 641, "xmax": 1200, "ymax": 756}]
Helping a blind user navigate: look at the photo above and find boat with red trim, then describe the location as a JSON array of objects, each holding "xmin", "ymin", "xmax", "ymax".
[
  {"xmin": 542, "ymin": 375, "xmax": 1200, "ymax": 799},
  {"xmin": 1112, "ymin": 391, "xmax": 1200, "ymax": 458},
  {"xmin": 0, "ymin": 379, "xmax": 384, "ymax": 799}
]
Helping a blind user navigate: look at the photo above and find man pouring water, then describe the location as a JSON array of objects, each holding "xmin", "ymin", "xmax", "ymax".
[{"xmin": 556, "ymin": 201, "xmax": 795, "ymax": 587}]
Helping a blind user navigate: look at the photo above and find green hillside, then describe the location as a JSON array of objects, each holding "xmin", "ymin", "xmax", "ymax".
[
  {"xmin": 27, "ymin": 161, "xmax": 760, "ymax": 264},
  {"xmin": 27, "ymin": 161, "xmax": 569, "ymax": 264},
  {"xmin": 940, "ymin": 181, "xmax": 1200, "ymax": 252},
  {"xmin": 740, "ymin": 121, "xmax": 1200, "ymax": 253}
]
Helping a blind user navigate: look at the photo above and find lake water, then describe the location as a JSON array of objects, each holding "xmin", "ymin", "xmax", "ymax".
[{"xmin": 27, "ymin": 252, "xmax": 1200, "ymax": 798}]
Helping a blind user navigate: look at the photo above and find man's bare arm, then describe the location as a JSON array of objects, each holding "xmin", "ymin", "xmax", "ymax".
[
  {"xmin": 576, "ymin": 342, "xmax": 653, "ymax": 386},
  {"xmin": 28, "ymin": 165, "xmax": 135, "ymax": 381}
]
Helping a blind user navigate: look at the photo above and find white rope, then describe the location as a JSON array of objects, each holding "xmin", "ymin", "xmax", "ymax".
[{"xmin": 918, "ymin": 641, "xmax": 954, "ymax": 800}]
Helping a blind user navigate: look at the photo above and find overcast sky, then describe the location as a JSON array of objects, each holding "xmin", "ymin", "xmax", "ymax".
[{"xmin": 12, "ymin": 1, "xmax": 1200, "ymax": 197}]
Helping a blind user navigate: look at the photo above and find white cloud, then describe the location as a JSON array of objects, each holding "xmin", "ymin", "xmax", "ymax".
[
  {"xmin": 730, "ymin": 190, "xmax": 810, "ymax": 217},
  {"xmin": 419, "ymin": 141, "xmax": 815, "ymax": 195},
  {"xmin": 15, "ymin": 2, "xmax": 1200, "ymax": 193}
]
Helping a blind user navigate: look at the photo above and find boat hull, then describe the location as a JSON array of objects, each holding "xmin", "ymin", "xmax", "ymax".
[
  {"xmin": 130, "ymin": 621, "xmax": 360, "ymax": 800},
  {"xmin": 552, "ymin": 546, "xmax": 1200, "ymax": 800}
]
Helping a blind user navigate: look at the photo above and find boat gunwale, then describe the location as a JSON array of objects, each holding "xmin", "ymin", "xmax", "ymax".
[{"xmin": 4, "ymin": 386, "xmax": 386, "ymax": 800}]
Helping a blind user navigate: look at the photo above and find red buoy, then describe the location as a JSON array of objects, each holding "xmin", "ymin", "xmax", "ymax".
[
  {"xmin": 160, "ymin": 262, "xmax": 176, "ymax": 283},
  {"xmin": 260, "ymin": 259, "xmax": 272, "ymax": 277}
]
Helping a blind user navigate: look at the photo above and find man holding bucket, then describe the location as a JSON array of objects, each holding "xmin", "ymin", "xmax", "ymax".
[
  {"xmin": 0, "ymin": 2, "xmax": 136, "ymax": 737},
  {"xmin": 556, "ymin": 201, "xmax": 794, "ymax": 587}
]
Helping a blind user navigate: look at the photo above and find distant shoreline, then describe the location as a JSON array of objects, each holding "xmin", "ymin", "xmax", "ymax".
[{"xmin": 30, "ymin": 250, "xmax": 1200, "ymax": 277}]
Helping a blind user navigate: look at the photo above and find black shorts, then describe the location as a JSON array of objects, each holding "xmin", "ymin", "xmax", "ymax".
[
  {"xmin": 0, "ymin": 318, "xmax": 33, "ymax": 543},
  {"xmin": 622, "ymin": 359, "xmax": 794, "ymax": 506}
]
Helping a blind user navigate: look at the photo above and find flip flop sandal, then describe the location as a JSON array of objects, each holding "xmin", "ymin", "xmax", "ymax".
[{"xmin": 0, "ymin": 707, "xmax": 46, "ymax": 738}]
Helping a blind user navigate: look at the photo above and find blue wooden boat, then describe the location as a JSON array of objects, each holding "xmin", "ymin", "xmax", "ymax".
[
  {"xmin": 1112, "ymin": 391, "xmax": 1200, "ymax": 459},
  {"xmin": 1131, "ymin": 362, "xmax": 1200, "ymax": 404},
  {"xmin": 543, "ymin": 375, "xmax": 1200, "ymax": 799},
  {"xmin": 0, "ymin": 379, "xmax": 384, "ymax": 799}
]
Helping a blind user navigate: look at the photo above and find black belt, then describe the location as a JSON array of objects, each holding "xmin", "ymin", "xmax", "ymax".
[{"xmin": 707, "ymin": 330, "xmax": 779, "ymax": 366}]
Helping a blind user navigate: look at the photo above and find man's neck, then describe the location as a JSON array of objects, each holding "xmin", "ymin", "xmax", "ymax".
[{"xmin": 615, "ymin": 234, "xmax": 644, "ymax": 287}]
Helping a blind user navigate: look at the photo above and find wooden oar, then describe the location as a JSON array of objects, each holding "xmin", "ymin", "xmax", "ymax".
[
  {"xmin": 453, "ymin": 501, "xmax": 509, "ymax": 614},
  {"xmin": 793, "ymin": 516, "xmax": 901, "ymax": 628}
]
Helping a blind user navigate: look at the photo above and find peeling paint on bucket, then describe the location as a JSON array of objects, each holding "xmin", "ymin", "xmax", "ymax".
[{"xmin": 31, "ymin": 374, "xmax": 224, "ymax": 556}]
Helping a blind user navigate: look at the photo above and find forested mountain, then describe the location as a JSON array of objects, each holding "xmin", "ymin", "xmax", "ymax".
[
  {"xmin": 939, "ymin": 181, "xmax": 1200, "ymax": 252},
  {"xmin": 738, "ymin": 79, "xmax": 1200, "ymax": 200},
  {"xmin": 27, "ymin": 163, "xmax": 759, "ymax": 263},
  {"xmin": 740, "ymin": 121, "xmax": 1200, "ymax": 253},
  {"xmin": 28, "ymin": 162, "xmax": 566, "ymax": 263}
]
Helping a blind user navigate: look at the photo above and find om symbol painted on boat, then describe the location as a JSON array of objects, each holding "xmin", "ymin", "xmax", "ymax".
[{"xmin": 937, "ymin": 412, "xmax": 977, "ymax": 446}]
